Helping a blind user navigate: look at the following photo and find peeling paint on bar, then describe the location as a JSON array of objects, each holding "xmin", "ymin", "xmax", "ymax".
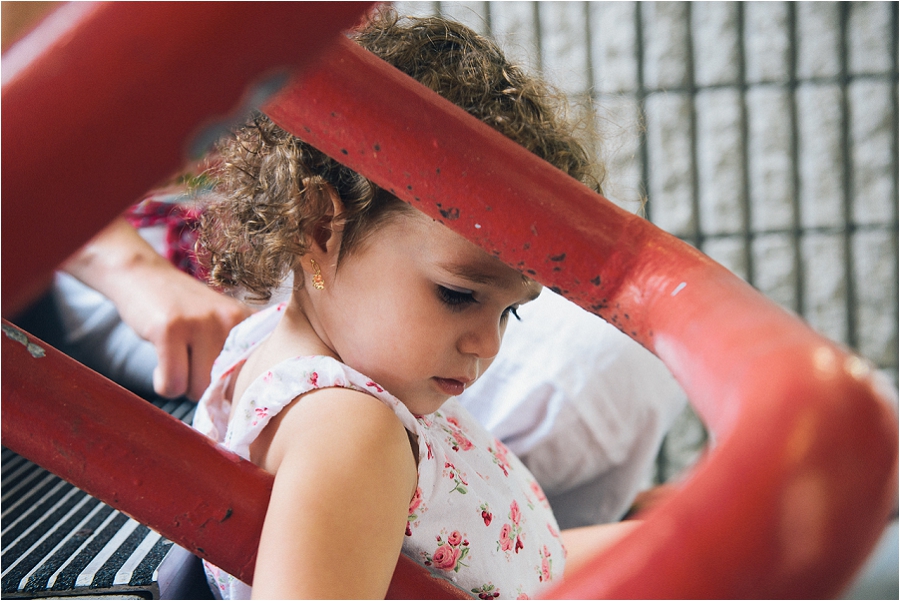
[{"xmin": 2, "ymin": 323, "xmax": 45, "ymax": 358}]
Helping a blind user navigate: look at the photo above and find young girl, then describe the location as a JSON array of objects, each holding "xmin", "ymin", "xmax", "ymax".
[{"xmin": 193, "ymin": 10, "xmax": 636, "ymax": 600}]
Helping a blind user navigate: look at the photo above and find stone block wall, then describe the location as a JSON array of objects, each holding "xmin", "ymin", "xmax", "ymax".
[{"xmin": 393, "ymin": 1, "xmax": 898, "ymax": 482}]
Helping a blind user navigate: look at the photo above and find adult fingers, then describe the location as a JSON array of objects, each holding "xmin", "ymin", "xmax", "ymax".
[
  {"xmin": 185, "ymin": 332, "xmax": 224, "ymax": 401},
  {"xmin": 152, "ymin": 334, "xmax": 190, "ymax": 399},
  {"xmin": 184, "ymin": 303, "xmax": 250, "ymax": 400}
]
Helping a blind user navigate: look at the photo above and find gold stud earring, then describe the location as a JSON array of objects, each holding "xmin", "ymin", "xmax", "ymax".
[{"xmin": 310, "ymin": 259, "xmax": 325, "ymax": 290}]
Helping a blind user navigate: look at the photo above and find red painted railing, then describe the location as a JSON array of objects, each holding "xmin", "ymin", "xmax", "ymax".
[
  {"xmin": 1, "ymin": 1, "xmax": 371, "ymax": 314},
  {"xmin": 3, "ymin": 3, "xmax": 897, "ymax": 599},
  {"xmin": 266, "ymin": 37, "xmax": 898, "ymax": 598},
  {"xmin": 0, "ymin": 322, "xmax": 467, "ymax": 598}
]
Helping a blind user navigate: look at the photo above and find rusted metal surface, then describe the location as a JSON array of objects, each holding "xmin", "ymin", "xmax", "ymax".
[
  {"xmin": 1, "ymin": 1, "xmax": 371, "ymax": 315},
  {"xmin": 264, "ymin": 37, "xmax": 899, "ymax": 599}
]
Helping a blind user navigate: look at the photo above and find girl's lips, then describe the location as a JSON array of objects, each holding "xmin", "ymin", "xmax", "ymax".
[{"xmin": 432, "ymin": 377, "xmax": 467, "ymax": 396}]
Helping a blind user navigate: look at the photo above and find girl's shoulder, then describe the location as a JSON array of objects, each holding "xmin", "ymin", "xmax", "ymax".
[{"xmin": 205, "ymin": 311, "xmax": 419, "ymax": 459}]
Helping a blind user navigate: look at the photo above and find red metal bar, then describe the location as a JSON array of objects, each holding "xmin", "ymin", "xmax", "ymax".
[
  {"xmin": 1, "ymin": 321, "xmax": 271, "ymax": 583},
  {"xmin": 1, "ymin": 1, "xmax": 371, "ymax": 315},
  {"xmin": 263, "ymin": 37, "xmax": 899, "ymax": 598},
  {"xmin": 1, "ymin": 320, "xmax": 467, "ymax": 599},
  {"xmin": 1, "ymin": 3, "xmax": 465, "ymax": 598}
]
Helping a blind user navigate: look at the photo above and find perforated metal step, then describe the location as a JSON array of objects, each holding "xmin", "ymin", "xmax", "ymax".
[{"xmin": 1, "ymin": 398, "xmax": 206, "ymax": 600}]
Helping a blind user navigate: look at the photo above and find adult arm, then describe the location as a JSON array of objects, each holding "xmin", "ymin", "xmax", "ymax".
[
  {"xmin": 61, "ymin": 217, "xmax": 251, "ymax": 399},
  {"xmin": 251, "ymin": 387, "xmax": 418, "ymax": 599},
  {"xmin": 560, "ymin": 521, "xmax": 643, "ymax": 578}
]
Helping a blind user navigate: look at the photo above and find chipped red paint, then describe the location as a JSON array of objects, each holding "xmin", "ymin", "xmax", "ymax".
[
  {"xmin": 1, "ymin": 1, "xmax": 372, "ymax": 315},
  {"xmin": 1, "ymin": 5, "xmax": 896, "ymax": 599},
  {"xmin": 265, "ymin": 37, "xmax": 899, "ymax": 598}
]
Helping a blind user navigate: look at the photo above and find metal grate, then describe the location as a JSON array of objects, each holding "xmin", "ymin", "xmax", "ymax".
[{"xmin": 1, "ymin": 399, "xmax": 204, "ymax": 600}]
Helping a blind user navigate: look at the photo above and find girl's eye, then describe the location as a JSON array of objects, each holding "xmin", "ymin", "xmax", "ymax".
[{"xmin": 437, "ymin": 285, "xmax": 477, "ymax": 310}]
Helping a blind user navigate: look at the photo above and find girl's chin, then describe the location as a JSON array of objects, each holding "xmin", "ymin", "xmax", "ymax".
[{"xmin": 399, "ymin": 387, "xmax": 452, "ymax": 417}]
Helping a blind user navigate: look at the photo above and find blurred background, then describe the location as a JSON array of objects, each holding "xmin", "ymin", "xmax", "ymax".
[{"xmin": 395, "ymin": 0, "xmax": 899, "ymax": 482}]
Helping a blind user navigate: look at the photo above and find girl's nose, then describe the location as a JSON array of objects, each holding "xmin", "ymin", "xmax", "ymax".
[{"xmin": 457, "ymin": 320, "xmax": 502, "ymax": 360}]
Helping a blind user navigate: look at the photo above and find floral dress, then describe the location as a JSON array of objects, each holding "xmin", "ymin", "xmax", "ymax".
[{"xmin": 193, "ymin": 305, "xmax": 566, "ymax": 600}]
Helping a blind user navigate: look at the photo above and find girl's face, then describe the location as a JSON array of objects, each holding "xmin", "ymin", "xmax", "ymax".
[{"xmin": 312, "ymin": 210, "xmax": 541, "ymax": 415}]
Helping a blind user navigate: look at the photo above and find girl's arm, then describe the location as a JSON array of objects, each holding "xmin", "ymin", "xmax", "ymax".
[
  {"xmin": 251, "ymin": 387, "xmax": 418, "ymax": 600},
  {"xmin": 561, "ymin": 521, "xmax": 642, "ymax": 577}
]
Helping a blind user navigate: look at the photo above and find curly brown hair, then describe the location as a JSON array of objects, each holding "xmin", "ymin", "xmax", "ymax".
[{"xmin": 200, "ymin": 8, "xmax": 603, "ymax": 302}]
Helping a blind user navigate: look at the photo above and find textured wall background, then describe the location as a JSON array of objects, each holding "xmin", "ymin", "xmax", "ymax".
[{"xmin": 394, "ymin": 1, "xmax": 898, "ymax": 481}]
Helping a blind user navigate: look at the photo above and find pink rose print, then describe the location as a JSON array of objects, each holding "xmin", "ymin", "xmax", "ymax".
[
  {"xmin": 489, "ymin": 441, "xmax": 512, "ymax": 476},
  {"xmin": 431, "ymin": 544, "xmax": 461, "ymax": 571},
  {"xmin": 471, "ymin": 584, "xmax": 500, "ymax": 599},
  {"xmin": 517, "ymin": 594, "xmax": 530, "ymax": 600},
  {"xmin": 262, "ymin": 371, "xmax": 274, "ymax": 383},
  {"xmin": 441, "ymin": 418, "xmax": 474, "ymax": 452},
  {"xmin": 497, "ymin": 500, "xmax": 525, "ymax": 554},
  {"xmin": 450, "ymin": 429, "xmax": 474, "ymax": 451},
  {"xmin": 408, "ymin": 487, "xmax": 423, "ymax": 515},
  {"xmin": 308, "ymin": 371, "xmax": 319, "ymax": 387},
  {"xmin": 538, "ymin": 545, "xmax": 553, "ymax": 582},
  {"xmin": 251, "ymin": 406, "xmax": 268, "ymax": 426},
  {"xmin": 447, "ymin": 530, "xmax": 463, "ymax": 546},
  {"xmin": 498, "ymin": 524, "xmax": 514, "ymax": 552},
  {"xmin": 407, "ymin": 487, "xmax": 424, "ymax": 537},
  {"xmin": 423, "ymin": 530, "xmax": 469, "ymax": 573},
  {"xmin": 530, "ymin": 480, "xmax": 549, "ymax": 507},
  {"xmin": 479, "ymin": 503, "xmax": 493, "ymax": 526},
  {"xmin": 443, "ymin": 461, "xmax": 468, "ymax": 494},
  {"xmin": 509, "ymin": 500, "xmax": 522, "ymax": 526},
  {"xmin": 366, "ymin": 380, "xmax": 384, "ymax": 392}
]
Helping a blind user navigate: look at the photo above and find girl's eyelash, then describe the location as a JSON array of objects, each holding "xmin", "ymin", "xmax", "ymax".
[
  {"xmin": 503, "ymin": 306, "xmax": 523, "ymax": 322},
  {"xmin": 437, "ymin": 285, "xmax": 523, "ymax": 322},
  {"xmin": 437, "ymin": 285, "xmax": 477, "ymax": 310}
]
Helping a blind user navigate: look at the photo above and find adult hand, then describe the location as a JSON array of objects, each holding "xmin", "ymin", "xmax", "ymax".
[
  {"xmin": 122, "ymin": 268, "xmax": 251, "ymax": 401},
  {"xmin": 63, "ymin": 217, "xmax": 252, "ymax": 400}
]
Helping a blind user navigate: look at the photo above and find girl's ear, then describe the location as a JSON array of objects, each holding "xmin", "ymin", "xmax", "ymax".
[
  {"xmin": 299, "ymin": 184, "xmax": 343, "ymax": 292},
  {"xmin": 310, "ymin": 183, "xmax": 345, "ymax": 255}
]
